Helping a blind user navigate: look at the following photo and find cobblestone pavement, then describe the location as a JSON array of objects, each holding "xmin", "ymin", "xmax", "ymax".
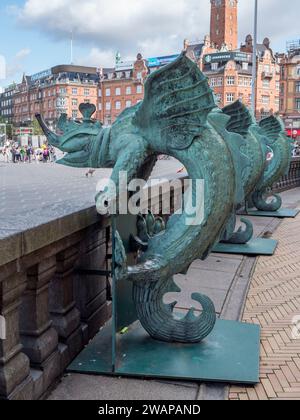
[{"xmin": 229, "ymin": 214, "xmax": 300, "ymax": 400}]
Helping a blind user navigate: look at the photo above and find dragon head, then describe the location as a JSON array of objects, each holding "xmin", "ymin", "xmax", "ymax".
[{"xmin": 36, "ymin": 103, "xmax": 107, "ymax": 168}]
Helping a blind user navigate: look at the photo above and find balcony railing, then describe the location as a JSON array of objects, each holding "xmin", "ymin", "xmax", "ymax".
[{"xmin": 273, "ymin": 157, "xmax": 300, "ymax": 192}]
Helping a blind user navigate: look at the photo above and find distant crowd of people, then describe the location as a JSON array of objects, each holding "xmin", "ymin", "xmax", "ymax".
[{"xmin": 0, "ymin": 142, "xmax": 57, "ymax": 164}]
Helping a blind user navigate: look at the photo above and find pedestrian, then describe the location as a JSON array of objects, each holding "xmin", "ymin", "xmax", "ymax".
[
  {"xmin": 43, "ymin": 147, "xmax": 49, "ymax": 163},
  {"xmin": 15, "ymin": 148, "xmax": 21, "ymax": 163},
  {"xmin": 11, "ymin": 147, "xmax": 16, "ymax": 163},
  {"xmin": 26, "ymin": 146, "xmax": 32, "ymax": 163},
  {"xmin": 4, "ymin": 147, "xmax": 10, "ymax": 163},
  {"xmin": 20, "ymin": 147, "xmax": 26, "ymax": 162}
]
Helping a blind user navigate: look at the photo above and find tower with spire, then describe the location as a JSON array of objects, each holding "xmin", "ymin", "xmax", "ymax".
[{"xmin": 210, "ymin": 0, "xmax": 238, "ymax": 51}]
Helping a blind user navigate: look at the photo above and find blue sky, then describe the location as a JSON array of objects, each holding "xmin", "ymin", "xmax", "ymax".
[{"xmin": 0, "ymin": 0, "xmax": 299, "ymax": 88}]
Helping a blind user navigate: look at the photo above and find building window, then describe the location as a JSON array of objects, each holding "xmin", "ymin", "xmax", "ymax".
[
  {"xmin": 215, "ymin": 94, "xmax": 222, "ymax": 104},
  {"xmin": 115, "ymin": 101, "xmax": 121, "ymax": 110},
  {"xmin": 98, "ymin": 89, "xmax": 102, "ymax": 97},
  {"xmin": 226, "ymin": 76, "xmax": 235, "ymax": 86},
  {"xmin": 115, "ymin": 88, "xmax": 121, "ymax": 96},
  {"xmin": 72, "ymin": 98, "xmax": 78, "ymax": 107},
  {"xmin": 226, "ymin": 93, "xmax": 235, "ymax": 103},
  {"xmin": 126, "ymin": 100, "xmax": 132, "ymax": 108},
  {"xmin": 98, "ymin": 103, "xmax": 102, "ymax": 111},
  {"xmin": 136, "ymin": 72, "xmax": 142, "ymax": 80},
  {"xmin": 216, "ymin": 29, "xmax": 219, "ymax": 35},
  {"xmin": 262, "ymin": 95, "xmax": 270, "ymax": 105},
  {"xmin": 211, "ymin": 63, "xmax": 218, "ymax": 71},
  {"xmin": 59, "ymin": 87, "xmax": 66, "ymax": 95},
  {"xmin": 136, "ymin": 85, "xmax": 143, "ymax": 94},
  {"xmin": 72, "ymin": 88, "xmax": 78, "ymax": 95},
  {"xmin": 72, "ymin": 110, "xmax": 78, "ymax": 119},
  {"xmin": 126, "ymin": 86, "xmax": 132, "ymax": 95},
  {"xmin": 105, "ymin": 88, "xmax": 111, "ymax": 97},
  {"xmin": 263, "ymin": 79, "xmax": 270, "ymax": 89},
  {"xmin": 280, "ymin": 99, "xmax": 284, "ymax": 111},
  {"xmin": 84, "ymin": 89, "xmax": 90, "ymax": 96},
  {"xmin": 296, "ymin": 65, "xmax": 300, "ymax": 76},
  {"xmin": 296, "ymin": 82, "xmax": 300, "ymax": 93},
  {"xmin": 210, "ymin": 78, "xmax": 216, "ymax": 87},
  {"xmin": 296, "ymin": 98, "xmax": 300, "ymax": 110},
  {"xmin": 242, "ymin": 62, "xmax": 248, "ymax": 71},
  {"xmin": 105, "ymin": 102, "xmax": 111, "ymax": 111}
]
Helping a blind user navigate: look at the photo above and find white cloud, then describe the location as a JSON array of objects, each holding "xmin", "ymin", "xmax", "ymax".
[
  {"xmin": 78, "ymin": 48, "xmax": 116, "ymax": 68},
  {"xmin": 6, "ymin": 48, "xmax": 31, "ymax": 79},
  {"xmin": 15, "ymin": 48, "xmax": 31, "ymax": 59},
  {"xmin": 11, "ymin": 0, "xmax": 300, "ymax": 68}
]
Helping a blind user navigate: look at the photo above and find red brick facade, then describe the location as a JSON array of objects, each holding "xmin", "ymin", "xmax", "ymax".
[
  {"xmin": 210, "ymin": 0, "xmax": 238, "ymax": 51},
  {"xmin": 13, "ymin": 66, "xmax": 99, "ymax": 128},
  {"xmin": 97, "ymin": 54, "xmax": 148, "ymax": 126},
  {"xmin": 279, "ymin": 46, "xmax": 300, "ymax": 136}
]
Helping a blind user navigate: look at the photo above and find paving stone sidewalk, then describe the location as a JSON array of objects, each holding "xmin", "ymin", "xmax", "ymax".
[
  {"xmin": 229, "ymin": 205, "xmax": 300, "ymax": 400},
  {"xmin": 48, "ymin": 189, "xmax": 300, "ymax": 400}
]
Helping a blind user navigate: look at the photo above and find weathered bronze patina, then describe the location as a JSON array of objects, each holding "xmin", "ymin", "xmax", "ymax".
[{"xmin": 37, "ymin": 54, "xmax": 285, "ymax": 344}]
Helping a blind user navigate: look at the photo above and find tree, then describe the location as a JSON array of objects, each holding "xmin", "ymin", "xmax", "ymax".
[
  {"xmin": 0, "ymin": 117, "xmax": 13, "ymax": 140},
  {"xmin": 31, "ymin": 117, "xmax": 44, "ymax": 136}
]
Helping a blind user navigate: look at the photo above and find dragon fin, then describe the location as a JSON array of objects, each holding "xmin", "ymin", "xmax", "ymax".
[
  {"xmin": 259, "ymin": 116, "xmax": 282, "ymax": 142},
  {"xmin": 134, "ymin": 52, "xmax": 216, "ymax": 151},
  {"xmin": 222, "ymin": 100, "xmax": 254, "ymax": 137}
]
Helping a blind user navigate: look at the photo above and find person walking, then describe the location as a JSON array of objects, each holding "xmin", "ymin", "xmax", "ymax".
[
  {"xmin": 11, "ymin": 147, "xmax": 16, "ymax": 163},
  {"xmin": 4, "ymin": 147, "xmax": 10, "ymax": 163},
  {"xmin": 26, "ymin": 146, "xmax": 32, "ymax": 163}
]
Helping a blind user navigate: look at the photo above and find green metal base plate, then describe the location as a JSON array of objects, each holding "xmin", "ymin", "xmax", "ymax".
[
  {"xmin": 68, "ymin": 319, "xmax": 260, "ymax": 385},
  {"xmin": 213, "ymin": 238, "xmax": 278, "ymax": 256},
  {"xmin": 241, "ymin": 208, "xmax": 300, "ymax": 218}
]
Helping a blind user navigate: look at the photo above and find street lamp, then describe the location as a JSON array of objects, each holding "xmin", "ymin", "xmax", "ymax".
[{"xmin": 251, "ymin": 0, "xmax": 258, "ymax": 114}]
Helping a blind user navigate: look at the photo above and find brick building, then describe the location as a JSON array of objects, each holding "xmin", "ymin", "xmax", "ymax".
[
  {"xmin": 98, "ymin": 0, "xmax": 280, "ymax": 125},
  {"xmin": 13, "ymin": 65, "xmax": 99, "ymax": 128},
  {"xmin": 0, "ymin": 83, "xmax": 17, "ymax": 124},
  {"xmin": 203, "ymin": 0, "xmax": 280, "ymax": 119},
  {"xmin": 5, "ymin": 0, "xmax": 280, "ymax": 128},
  {"xmin": 279, "ymin": 41, "xmax": 300, "ymax": 139},
  {"xmin": 97, "ymin": 54, "xmax": 179, "ymax": 126},
  {"xmin": 97, "ymin": 54, "xmax": 147, "ymax": 126}
]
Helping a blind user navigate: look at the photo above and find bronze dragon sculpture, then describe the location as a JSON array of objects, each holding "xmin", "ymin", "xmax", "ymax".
[{"xmin": 37, "ymin": 53, "xmax": 263, "ymax": 344}]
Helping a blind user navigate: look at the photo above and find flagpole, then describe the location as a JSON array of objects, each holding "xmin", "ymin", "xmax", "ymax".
[
  {"xmin": 251, "ymin": 0, "xmax": 258, "ymax": 115},
  {"xmin": 71, "ymin": 30, "xmax": 74, "ymax": 65}
]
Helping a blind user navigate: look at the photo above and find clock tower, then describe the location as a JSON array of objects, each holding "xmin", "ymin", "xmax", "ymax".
[{"xmin": 210, "ymin": 0, "xmax": 238, "ymax": 51}]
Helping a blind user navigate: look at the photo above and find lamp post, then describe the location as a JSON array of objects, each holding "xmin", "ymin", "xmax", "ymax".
[{"xmin": 251, "ymin": 0, "xmax": 258, "ymax": 114}]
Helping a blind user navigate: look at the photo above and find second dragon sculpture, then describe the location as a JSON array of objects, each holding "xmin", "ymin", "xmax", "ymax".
[{"xmin": 248, "ymin": 116, "xmax": 293, "ymax": 212}]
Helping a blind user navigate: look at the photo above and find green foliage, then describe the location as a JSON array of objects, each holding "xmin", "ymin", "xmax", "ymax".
[{"xmin": 31, "ymin": 117, "xmax": 45, "ymax": 136}]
